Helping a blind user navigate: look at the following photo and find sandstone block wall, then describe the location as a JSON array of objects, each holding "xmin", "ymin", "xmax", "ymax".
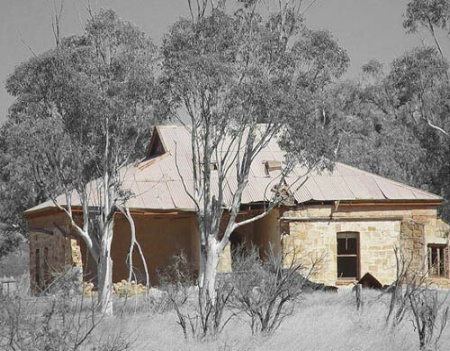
[
  {"xmin": 400, "ymin": 220, "xmax": 426, "ymax": 275},
  {"xmin": 281, "ymin": 203, "xmax": 447, "ymax": 286},
  {"xmin": 282, "ymin": 218, "xmax": 401, "ymax": 286},
  {"xmin": 28, "ymin": 212, "xmax": 81, "ymax": 292}
]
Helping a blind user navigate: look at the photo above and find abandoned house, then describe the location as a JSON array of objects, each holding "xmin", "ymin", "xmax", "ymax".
[{"xmin": 25, "ymin": 125, "xmax": 450, "ymax": 292}]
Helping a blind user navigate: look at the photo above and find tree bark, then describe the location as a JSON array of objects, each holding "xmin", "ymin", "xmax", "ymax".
[
  {"xmin": 200, "ymin": 236, "xmax": 220, "ymax": 306},
  {"xmin": 97, "ymin": 220, "xmax": 114, "ymax": 316}
]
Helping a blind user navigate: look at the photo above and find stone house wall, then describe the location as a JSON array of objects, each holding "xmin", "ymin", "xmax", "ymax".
[
  {"xmin": 28, "ymin": 211, "xmax": 82, "ymax": 292},
  {"xmin": 280, "ymin": 203, "xmax": 448, "ymax": 286},
  {"xmin": 27, "ymin": 201, "xmax": 449, "ymax": 292},
  {"xmin": 282, "ymin": 217, "xmax": 401, "ymax": 286},
  {"xmin": 400, "ymin": 220, "xmax": 426, "ymax": 275}
]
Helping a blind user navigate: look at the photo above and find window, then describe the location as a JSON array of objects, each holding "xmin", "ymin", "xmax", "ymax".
[
  {"xmin": 230, "ymin": 231, "xmax": 246, "ymax": 271},
  {"xmin": 264, "ymin": 160, "xmax": 282, "ymax": 175},
  {"xmin": 44, "ymin": 247, "xmax": 51, "ymax": 288},
  {"xmin": 35, "ymin": 249, "xmax": 41, "ymax": 290},
  {"xmin": 428, "ymin": 245, "xmax": 448, "ymax": 277},
  {"xmin": 337, "ymin": 232, "xmax": 359, "ymax": 280}
]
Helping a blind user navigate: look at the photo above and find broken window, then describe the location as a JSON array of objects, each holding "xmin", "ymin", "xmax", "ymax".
[
  {"xmin": 428, "ymin": 245, "xmax": 448, "ymax": 277},
  {"xmin": 337, "ymin": 232, "xmax": 359, "ymax": 280}
]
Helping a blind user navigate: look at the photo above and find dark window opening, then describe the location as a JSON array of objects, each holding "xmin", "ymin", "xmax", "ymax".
[
  {"xmin": 337, "ymin": 232, "xmax": 359, "ymax": 279},
  {"xmin": 230, "ymin": 232, "xmax": 251, "ymax": 270},
  {"xmin": 44, "ymin": 247, "xmax": 51, "ymax": 288},
  {"xmin": 35, "ymin": 249, "xmax": 41, "ymax": 290},
  {"xmin": 148, "ymin": 134, "xmax": 165, "ymax": 158},
  {"xmin": 428, "ymin": 245, "xmax": 447, "ymax": 277}
]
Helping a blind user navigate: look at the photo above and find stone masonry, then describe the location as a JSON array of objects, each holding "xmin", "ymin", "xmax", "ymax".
[
  {"xmin": 28, "ymin": 202, "xmax": 450, "ymax": 292},
  {"xmin": 280, "ymin": 203, "xmax": 449, "ymax": 287},
  {"xmin": 28, "ymin": 212, "xmax": 82, "ymax": 292}
]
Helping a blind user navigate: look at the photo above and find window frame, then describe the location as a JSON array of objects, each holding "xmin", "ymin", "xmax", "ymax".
[
  {"xmin": 428, "ymin": 244, "xmax": 448, "ymax": 278},
  {"xmin": 336, "ymin": 232, "xmax": 360, "ymax": 281}
]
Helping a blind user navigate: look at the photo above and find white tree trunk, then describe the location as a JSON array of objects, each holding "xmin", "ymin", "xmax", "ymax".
[
  {"xmin": 97, "ymin": 221, "xmax": 114, "ymax": 316},
  {"xmin": 200, "ymin": 236, "xmax": 220, "ymax": 305}
]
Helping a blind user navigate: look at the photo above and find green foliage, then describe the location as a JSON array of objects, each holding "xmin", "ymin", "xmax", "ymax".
[{"xmin": 0, "ymin": 122, "xmax": 48, "ymax": 233}]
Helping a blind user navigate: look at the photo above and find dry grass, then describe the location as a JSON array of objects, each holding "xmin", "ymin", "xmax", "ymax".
[
  {"xmin": 99, "ymin": 288, "xmax": 450, "ymax": 351},
  {"xmin": 2, "ymin": 286, "xmax": 449, "ymax": 350}
]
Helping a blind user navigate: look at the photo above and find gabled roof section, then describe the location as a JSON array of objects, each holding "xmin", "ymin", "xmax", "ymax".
[
  {"xmin": 25, "ymin": 124, "xmax": 443, "ymax": 216},
  {"xmin": 146, "ymin": 126, "xmax": 168, "ymax": 158}
]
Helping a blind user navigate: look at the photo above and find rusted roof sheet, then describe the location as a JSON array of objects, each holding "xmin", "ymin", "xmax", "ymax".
[{"xmin": 25, "ymin": 125, "xmax": 442, "ymax": 215}]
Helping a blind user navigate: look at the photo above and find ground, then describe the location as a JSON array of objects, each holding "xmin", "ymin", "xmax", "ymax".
[
  {"xmin": 1, "ymin": 244, "xmax": 450, "ymax": 350},
  {"xmin": 1, "ymin": 284, "xmax": 450, "ymax": 350},
  {"xmin": 112, "ymin": 290, "xmax": 449, "ymax": 351}
]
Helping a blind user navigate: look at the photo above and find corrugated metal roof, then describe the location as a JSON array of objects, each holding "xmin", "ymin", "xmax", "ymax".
[{"xmin": 25, "ymin": 125, "xmax": 442, "ymax": 214}]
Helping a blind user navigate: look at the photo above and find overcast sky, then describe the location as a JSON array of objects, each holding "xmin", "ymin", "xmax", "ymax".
[{"xmin": 0, "ymin": 0, "xmax": 444, "ymax": 124}]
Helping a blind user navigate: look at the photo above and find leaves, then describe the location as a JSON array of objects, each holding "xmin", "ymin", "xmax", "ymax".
[
  {"xmin": 292, "ymin": 29, "xmax": 350, "ymax": 91},
  {"xmin": 404, "ymin": 0, "xmax": 450, "ymax": 33},
  {"xmin": 330, "ymin": 41, "xmax": 450, "ymax": 219},
  {"xmin": 0, "ymin": 9, "xmax": 158, "ymax": 233}
]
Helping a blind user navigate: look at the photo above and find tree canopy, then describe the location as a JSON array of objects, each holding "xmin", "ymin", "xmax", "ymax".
[
  {"xmin": 0, "ymin": 9, "xmax": 158, "ymax": 230},
  {"xmin": 0, "ymin": 9, "xmax": 159, "ymax": 312},
  {"xmin": 159, "ymin": 1, "xmax": 349, "ymax": 330}
]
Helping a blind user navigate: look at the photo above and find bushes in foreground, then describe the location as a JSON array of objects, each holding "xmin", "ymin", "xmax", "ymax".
[
  {"xmin": 1, "ymin": 246, "xmax": 450, "ymax": 350},
  {"xmin": 155, "ymin": 247, "xmax": 450, "ymax": 351},
  {"xmin": 158, "ymin": 247, "xmax": 325, "ymax": 339},
  {"xmin": 0, "ymin": 284, "xmax": 132, "ymax": 351}
]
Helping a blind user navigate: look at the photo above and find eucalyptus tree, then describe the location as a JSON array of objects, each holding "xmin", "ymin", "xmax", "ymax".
[
  {"xmin": 4, "ymin": 9, "xmax": 159, "ymax": 314},
  {"xmin": 160, "ymin": 0, "xmax": 348, "ymax": 327},
  {"xmin": 403, "ymin": 0, "xmax": 450, "ymax": 135},
  {"xmin": 404, "ymin": 0, "xmax": 450, "ymax": 63},
  {"xmin": 333, "ymin": 45, "xmax": 450, "ymax": 218}
]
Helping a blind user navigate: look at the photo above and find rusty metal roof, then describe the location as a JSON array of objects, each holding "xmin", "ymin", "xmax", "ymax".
[{"xmin": 25, "ymin": 125, "xmax": 442, "ymax": 214}]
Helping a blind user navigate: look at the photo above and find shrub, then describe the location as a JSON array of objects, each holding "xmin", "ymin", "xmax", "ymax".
[
  {"xmin": 0, "ymin": 270, "xmax": 134, "ymax": 350},
  {"xmin": 158, "ymin": 252, "xmax": 234, "ymax": 339},
  {"xmin": 229, "ymin": 246, "xmax": 319, "ymax": 334},
  {"xmin": 385, "ymin": 247, "xmax": 450, "ymax": 351}
]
